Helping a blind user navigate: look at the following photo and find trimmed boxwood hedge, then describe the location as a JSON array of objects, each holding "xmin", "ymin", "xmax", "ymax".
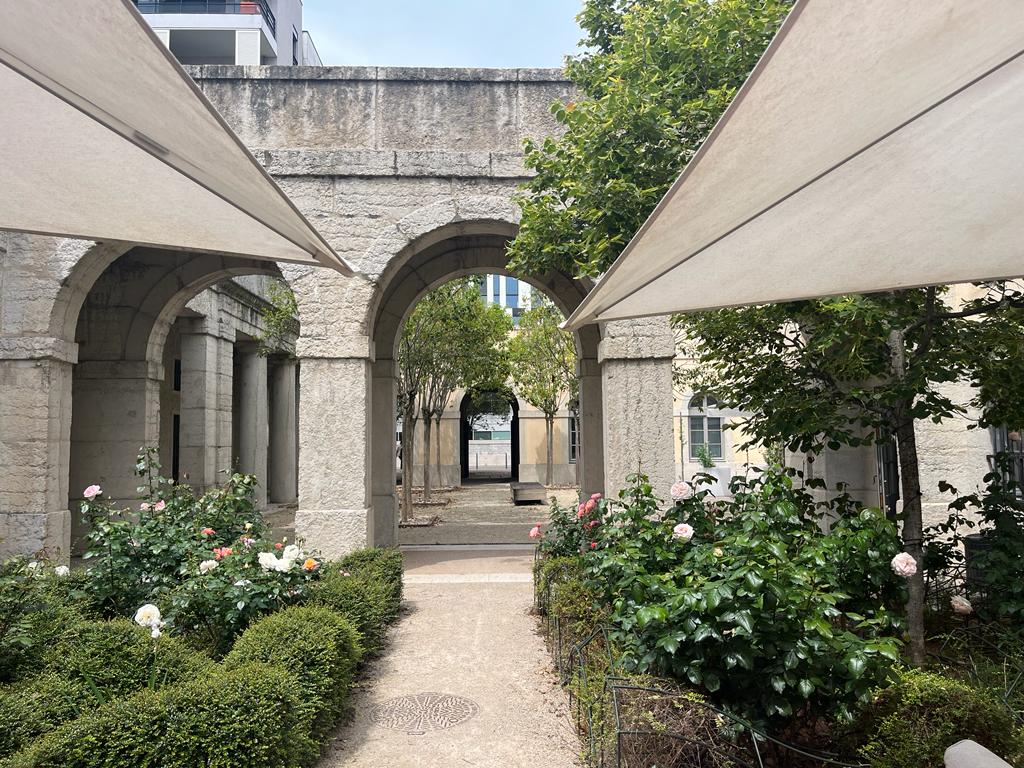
[
  {"xmin": 0, "ymin": 675, "xmax": 93, "ymax": 759},
  {"xmin": 3, "ymin": 663, "xmax": 309, "ymax": 768},
  {"xmin": 224, "ymin": 605, "xmax": 361, "ymax": 744},
  {"xmin": 306, "ymin": 548, "xmax": 403, "ymax": 655}
]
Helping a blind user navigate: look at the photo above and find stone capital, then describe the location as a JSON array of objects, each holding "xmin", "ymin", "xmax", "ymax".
[
  {"xmin": 597, "ymin": 318, "xmax": 676, "ymax": 363},
  {"xmin": 0, "ymin": 336, "xmax": 78, "ymax": 364}
]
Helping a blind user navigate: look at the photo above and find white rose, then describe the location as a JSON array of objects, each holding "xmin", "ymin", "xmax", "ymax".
[
  {"xmin": 54, "ymin": 565, "xmax": 70, "ymax": 578},
  {"xmin": 134, "ymin": 603, "xmax": 162, "ymax": 629},
  {"xmin": 26, "ymin": 561, "xmax": 41, "ymax": 572},
  {"xmin": 258, "ymin": 552, "xmax": 279, "ymax": 571},
  {"xmin": 199, "ymin": 559, "xmax": 218, "ymax": 574},
  {"xmin": 150, "ymin": 626, "xmax": 161, "ymax": 639},
  {"xmin": 275, "ymin": 558, "xmax": 294, "ymax": 573},
  {"xmin": 282, "ymin": 544, "xmax": 302, "ymax": 562}
]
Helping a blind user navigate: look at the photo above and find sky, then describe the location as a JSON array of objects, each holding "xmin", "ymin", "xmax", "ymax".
[{"xmin": 303, "ymin": 1, "xmax": 584, "ymax": 68}]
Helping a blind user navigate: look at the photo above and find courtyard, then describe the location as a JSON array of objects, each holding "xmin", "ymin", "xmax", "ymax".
[{"xmin": 1, "ymin": 1, "xmax": 1023, "ymax": 767}]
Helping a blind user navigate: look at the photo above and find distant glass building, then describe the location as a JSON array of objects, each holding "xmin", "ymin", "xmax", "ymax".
[{"xmin": 480, "ymin": 275, "xmax": 532, "ymax": 323}]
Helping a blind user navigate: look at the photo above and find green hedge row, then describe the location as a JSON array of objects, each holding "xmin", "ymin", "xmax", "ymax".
[{"xmin": 0, "ymin": 547, "xmax": 403, "ymax": 767}]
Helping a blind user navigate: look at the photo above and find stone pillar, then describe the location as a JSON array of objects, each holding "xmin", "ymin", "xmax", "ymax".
[
  {"xmin": 599, "ymin": 318, "xmax": 676, "ymax": 498},
  {"xmin": 178, "ymin": 319, "xmax": 235, "ymax": 494},
  {"xmin": 294, "ymin": 336, "xmax": 373, "ymax": 558},
  {"xmin": 268, "ymin": 357, "xmax": 298, "ymax": 504},
  {"xmin": 0, "ymin": 337, "xmax": 76, "ymax": 560},
  {"xmin": 236, "ymin": 344, "xmax": 268, "ymax": 508},
  {"xmin": 577, "ymin": 356, "xmax": 605, "ymax": 496},
  {"xmin": 369, "ymin": 359, "xmax": 398, "ymax": 547}
]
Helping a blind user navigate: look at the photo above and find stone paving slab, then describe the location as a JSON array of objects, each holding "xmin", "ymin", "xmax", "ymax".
[{"xmin": 319, "ymin": 548, "xmax": 580, "ymax": 768}]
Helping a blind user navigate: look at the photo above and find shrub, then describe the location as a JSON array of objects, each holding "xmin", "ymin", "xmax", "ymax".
[
  {"xmin": 856, "ymin": 670, "xmax": 1024, "ymax": 768},
  {"xmin": 535, "ymin": 494, "xmax": 605, "ymax": 557},
  {"xmin": 338, "ymin": 547, "xmax": 404, "ymax": 619},
  {"xmin": 589, "ymin": 470, "xmax": 905, "ymax": 724},
  {"xmin": 43, "ymin": 619, "xmax": 213, "ymax": 700},
  {"xmin": 533, "ymin": 555, "xmax": 585, "ymax": 615},
  {"xmin": 0, "ymin": 675, "xmax": 92, "ymax": 759},
  {"xmin": 4, "ymin": 663, "xmax": 309, "ymax": 768},
  {"xmin": 224, "ymin": 605, "xmax": 361, "ymax": 742},
  {"xmin": 306, "ymin": 551, "xmax": 404, "ymax": 654}
]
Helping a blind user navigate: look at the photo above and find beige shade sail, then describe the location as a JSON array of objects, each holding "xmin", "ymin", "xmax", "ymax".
[
  {"xmin": 565, "ymin": 0, "xmax": 1024, "ymax": 329},
  {"xmin": 0, "ymin": 0, "xmax": 351, "ymax": 273}
]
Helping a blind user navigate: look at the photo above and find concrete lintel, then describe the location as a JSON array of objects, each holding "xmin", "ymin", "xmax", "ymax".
[
  {"xmin": 74, "ymin": 359, "xmax": 164, "ymax": 381},
  {"xmin": 0, "ymin": 336, "xmax": 78, "ymax": 363}
]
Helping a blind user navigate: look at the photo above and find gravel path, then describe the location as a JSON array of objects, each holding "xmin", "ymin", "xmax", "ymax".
[{"xmin": 319, "ymin": 546, "xmax": 581, "ymax": 768}]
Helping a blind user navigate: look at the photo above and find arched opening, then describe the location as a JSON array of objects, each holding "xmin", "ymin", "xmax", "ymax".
[
  {"xmin": 460, "ymin": 388, "xmax": 520, "ymax": 483},
  {"xmin": 366, "ymin": 223, "xmax": 604, "ymax": 547},
  {"xmin": 66, "ymin": 246, "xmax": 299, "ymax": 553}
]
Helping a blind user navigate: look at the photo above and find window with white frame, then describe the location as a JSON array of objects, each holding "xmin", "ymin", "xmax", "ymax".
[
  {"xmin": 569, "ymin": 414, "xmax": 579, "ymax": 464},
  {"xmin": 688, "ymin": 394, "xmax": 723, "ymax": 461}
]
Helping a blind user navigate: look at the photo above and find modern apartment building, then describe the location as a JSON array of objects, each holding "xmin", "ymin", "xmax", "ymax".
[
  {"xmin": 134, "ymin": 1, "xmax": 321, "ymax": 66},
  {"xmin": 480, "ymin": 275, "xmax": 532, "ymax": 323}
]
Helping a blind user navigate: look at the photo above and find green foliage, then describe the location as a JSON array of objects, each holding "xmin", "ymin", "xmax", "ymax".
[
  {"xmin": 0, "ymin": 675, "xmax": 92, "ymax": 759},
  {"xmin": 79, "ymin": 450, "xmax": 322, "ymax": 654},
  {"xmin": 508, "ymin": 0, "xmax": 790, "ymax": 277},
  {"xmin": 224, "ymin": 605, "xmax": 362, "ymax": 742},
  {"xmin": 5, "ymin": 663, "xmax": 310, "ymax": 768},
  {"xmin": 44, "ymin": 619, "xmax": 213, "ymax": 702},
  {"xmin": 508, "ymin": 304, "xmax": 576, "ymax": 419},
  {"xmin": 856, "ymin": 670, "xmax": 1024, "ymax": 768},
  {"xmin": 536, "ymin": 493, "xmax": 604, "ymax": 558},
  {"xmin": 533, "ymin": 555, "xmax": 586, "ymax": 616},
  {"xmin": 256, "ymin": 278, "xmax": 299, "ymax": 357},
  {"xmin": 0, "ymin": 561, "xmax": 88, "ymax": 683},
  {"xmin": 338, "ymin": 547, "xmax": 404, "ymax": 620},
  {"xmin": 589, "ymin": 470, "xmax": 905, "ymax": 724}
]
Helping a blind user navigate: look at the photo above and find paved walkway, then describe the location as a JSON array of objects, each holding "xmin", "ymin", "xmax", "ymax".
[
  {"xmin": 320, "ymin": 546, "xmax": 581, "ymax": 768},
  {"xmin": 399, "ymin": 482, "xmax": 579, "ymax": 545}
]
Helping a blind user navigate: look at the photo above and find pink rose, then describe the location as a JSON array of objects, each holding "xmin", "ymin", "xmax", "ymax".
[
  {"xmin": 670, "ymin": 481, "xmax": 692, "ymax": 502},
  {"xmin": 201, "ymin": 527, "xmax": 216, "ymax": 536},
  {"xmin": 153, "ymin": 500, "xmax": 166, "ymax": 512},
  {"xmin": 890, "ymin": 552, "xmax": 917, "ymax": 578},
  {"xmin": 589, "ymin": 542, "xmax": 597, "ymax": 550},
  {"xmin": 528, "ymin": 525, "xmax": 542, "ymax": 540},
  {"xmin": 672, "ymin": 523, "xmax": 695, "ymax": 541},
  {"xmin": 140, "ymin": 502, "xmax": 151, "ymax": 511},
  {"xmin": 577, "ymin": 507, "xmax": 586, "ymax": 519},
  {"xmin": 950, "ymin": 595, "xmax": 973, "ymax": 616},
  {"xmin": 584, "ymin": 499, "xmax": 596, "ymax": 512},
  {"xmin": 83, "ymin": 485, "xmax": 101, "ymax": 500},
  {"xmin": 590, "ymin": 493, "xmax": 602, "ymax": 501}
]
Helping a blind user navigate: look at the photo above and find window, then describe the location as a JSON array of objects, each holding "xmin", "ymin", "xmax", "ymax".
[
  {"xmin": 506, "ymin": 277, "xmax": 519, "ymax": 309},
  {"xmin": 291, "ymin": 28, "xmax": 299, "ymax": 65},
  {"xmin": 569, "ymin": 415, "xmax": 580, "ymax": 464},
  {"xmin": 688, "ymin": 394, "xmax": 723, "ymax": 461}
]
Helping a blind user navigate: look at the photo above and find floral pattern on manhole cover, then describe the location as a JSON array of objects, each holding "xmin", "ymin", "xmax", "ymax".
[{"xmin": 370, "ymin": 692, "xmax": 479, "ymax": 735}]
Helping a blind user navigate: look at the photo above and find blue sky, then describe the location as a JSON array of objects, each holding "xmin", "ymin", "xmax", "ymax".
[{"xmin": 303, "ymin": 1, "xmax": 584, "ymax": 68}]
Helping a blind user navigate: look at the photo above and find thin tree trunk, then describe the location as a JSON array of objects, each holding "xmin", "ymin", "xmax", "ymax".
[
  {"xmin": 423, "ymin": 417, "xmax": 433, "ymax": 502},
  {"xmin": 434, "ymin": 415, "xmax": 443, "ymax": 488},
  {"xmin": 545, "ymin": 414, "xmax": 554, "ymax": 487},
  {"xmin": 401, "ymin": 407, "xmax": 416, "ymax": 523},
  {"xmin": 890, "ymin": 329, "xmax": 926, "ymax": 666}
]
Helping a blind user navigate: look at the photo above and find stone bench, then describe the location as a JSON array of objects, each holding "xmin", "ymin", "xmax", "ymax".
[{"xmin": 510, "ymin": 481, "xmax": 546, "ymax": 505}]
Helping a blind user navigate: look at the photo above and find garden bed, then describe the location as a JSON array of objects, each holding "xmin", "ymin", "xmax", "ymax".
[
  {"xmin": 531, "ymin": 472, "xmax": 1024, "ymax": 768},
  {"xmin": 0, "ymin": 452, "xmax": 404, "ymax": 767}
]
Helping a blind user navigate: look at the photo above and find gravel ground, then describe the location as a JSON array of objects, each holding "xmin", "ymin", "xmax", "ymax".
[{"xmin": 319, "ymin": 547, "xmax": 581, "ymax": 768}]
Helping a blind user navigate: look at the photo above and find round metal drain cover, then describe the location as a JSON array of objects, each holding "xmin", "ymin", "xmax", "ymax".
[{"xmin": 370, "ymin": 692, "xmax": 479, "ymax": 734}]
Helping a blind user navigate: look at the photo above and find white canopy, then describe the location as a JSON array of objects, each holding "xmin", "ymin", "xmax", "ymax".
[
  {"xmin": 0, "ymin": 0, "xmax": 351, "ymax": 273},
  {"xmin": 565, "ymin": 0, "xmax": 1024, "ymax": 329}
]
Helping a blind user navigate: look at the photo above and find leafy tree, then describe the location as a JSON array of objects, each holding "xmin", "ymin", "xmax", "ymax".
[
  {"xmin": 676, "ymin": 285, "xmax": 1024, "ymax": 664},
  {"xmin": 508, "ymin": 304, "xmax": 577, "ymax": 486},
  {"xmin": 256, "ymin": 279, "xmax": 298, "ymax": 357},
  {"xmin": 507, "ymin": 0, "xmax": 790, "ymax": 278},
  {"xmin": 397, "ymin": 280, "xmax": 511, "ymax": 518}
]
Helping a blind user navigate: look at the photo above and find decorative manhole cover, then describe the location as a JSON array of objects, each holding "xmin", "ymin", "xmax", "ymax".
[{"xmin": 370, "ymin": 692, "xmax": 480, "ymax": 735}]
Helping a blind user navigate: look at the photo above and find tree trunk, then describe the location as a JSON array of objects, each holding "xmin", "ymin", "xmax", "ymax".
[
  {"xmin": 545, "ymin": 414, "xmax": 554, "ymax": 487},
  {"xmin": 889, "ymin": 330, "xmax": 926, "ymax": 666},
  {"xmin": 434, "ymin": 416, "xmax": 443, "ymax": 488},
  {"xmin": 401, "ymin": 407, "xmax": 416, "ymax": 523},
  {"xmin": 423, "ymin": 417, "xmax": 433, "ymax": 502}
]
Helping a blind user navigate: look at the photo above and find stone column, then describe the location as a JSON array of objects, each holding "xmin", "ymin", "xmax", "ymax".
[
  {"xmin": 577, "ymin": 356, "xmax": 605, "ymax": 496},
  {"xmin": 0, "ymin": 337, "xmax": 76, "ymax": 560},
  {"xmin": 268, "ymin": 357, "xmax": 298, "ymax": 504},
  {"xmin": 294, "ymin": 335, "xmax": 373, "ymax": 558},
  {"xmin": 178, "ymin": 318, "xmax": 235, "ymax": 494},
  {"xmin": 236, "ymin": 344, "xmax": 268, "ymax": 508},
  {"xmin": 600, "ymin": 318, "xmax": 677, "ymax": 497},
  {"xmin": 369, "ymin": 359, "xmax": 398, "ymax": 547}
]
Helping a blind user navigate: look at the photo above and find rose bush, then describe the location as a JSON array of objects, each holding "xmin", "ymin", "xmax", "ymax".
[{"xmin": 586, "ymin": 469, "xmax": 905, "ymax": 724}]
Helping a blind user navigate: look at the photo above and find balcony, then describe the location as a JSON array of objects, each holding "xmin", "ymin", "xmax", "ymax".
[{"xmin": 134, "ymin": 1, "xmax": 277, "ymax": 38}]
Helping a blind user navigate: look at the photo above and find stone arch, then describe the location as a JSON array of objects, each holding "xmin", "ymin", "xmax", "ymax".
[
  {"xmin": 358, "ymin": 201, "xmax": 604, "ymax": 548},
  {"xmin": 67, "ymin": 247, "xmax": 291, "ymax": 551}
]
